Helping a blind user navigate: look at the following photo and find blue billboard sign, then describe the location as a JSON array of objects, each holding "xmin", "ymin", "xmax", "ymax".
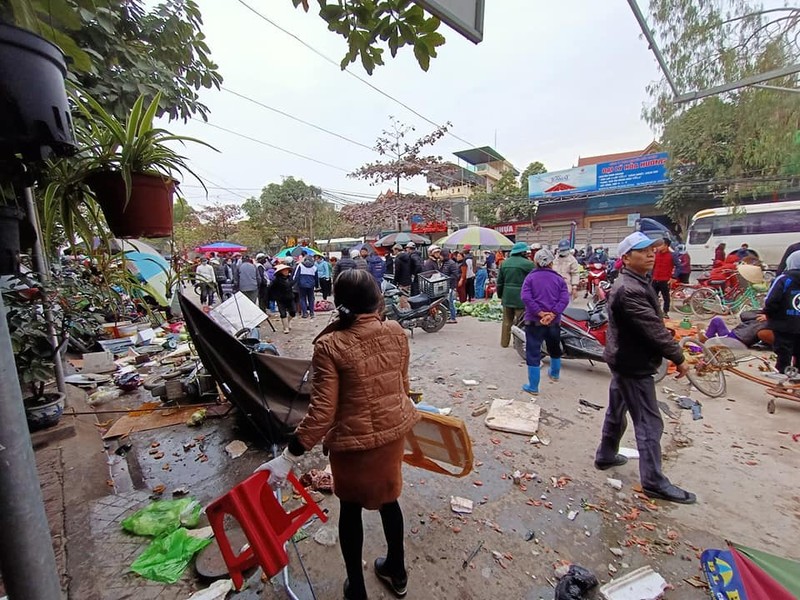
[{"xmin": 528, "ymin": 152, "xmax": 669, "ymax": 198}]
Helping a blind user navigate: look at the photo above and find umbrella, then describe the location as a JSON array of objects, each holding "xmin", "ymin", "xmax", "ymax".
[
  {"xmin": 274, "ymin": 245, "xmax": 323, "ymax": 258},
  {"xmin": 374, "ymin": 232, "xmax": 431, "ymax": 247},
  {"xmin": 702, "ymin": 542, "xmax": 800, "ymax": 599},
  {"xmin": 116, "ymin": 239, "xmax": 173, "ymax": 308},
  {"xmin": 196, "ymin": 241, "xmax": 248, "ymax": 253},
  {"xmin": 437, "ymin": 227, "xmax": 513, "ymax": 250}
]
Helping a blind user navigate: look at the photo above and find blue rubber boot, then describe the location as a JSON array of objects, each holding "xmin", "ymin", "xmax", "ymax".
[
  {"xmin": 522, "ymin": 366, "xmax": 540, "ymax": 395},
  {"xmin": 549, "ymin": 358, "xmax": 562, "ymax": 381}
]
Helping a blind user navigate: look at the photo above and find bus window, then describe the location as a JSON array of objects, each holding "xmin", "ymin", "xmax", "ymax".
[
  {"xmin": 688, "ymin": 217, "xmax": 714, "ymax": 244},
  {"xmin": 759, "ymin": 210, "xmax": 800, "ymax": 234}
]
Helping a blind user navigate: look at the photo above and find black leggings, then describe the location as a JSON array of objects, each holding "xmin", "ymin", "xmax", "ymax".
[
  {"xmin": 652, "ymin": 280, "xmax": 670, "ymax": 314},
  {"xmin": 339, "ymin": 500, "xmax": 405, "ymax": 599}
]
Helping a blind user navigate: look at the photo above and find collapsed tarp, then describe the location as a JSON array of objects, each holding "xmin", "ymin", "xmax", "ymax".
[
  {"xmin": 702, "ymin": 542, "xmax": 800, "ymax": 600},
  {"xmin": 179, "ymin": 293, "xmax": 310, "ymax": 444}
]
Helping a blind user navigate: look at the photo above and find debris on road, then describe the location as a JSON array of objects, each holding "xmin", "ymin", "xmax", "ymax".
[
  {"xmin": 462, "ymin": 379, "xmax": 479, "ymax": 386},
  {"xmin": 471, "ymin": 404, "xmax": 489, "ymax": 417},
  {"xmin": 450, "ymin": 496, "xmax": 474, "ymax": 514},
  {"xmin": 599, "ymin": 565, "xmax": 668, "ymax": 600},
  {"xmin": 578, "ymin": 398, "xmax": 603, "ymax": 411},
  {"xmin": 462, "ymin": 540, "xmax": 484, "ymax": 570},
  {"xmin": 313, "ymin": 525, "xmax": 338, "ymax": 547},
  {"xmin": 185, "ymin": 579, "xmax": 234, "ymax": 600},
  {"xmin": 606, "ymin": 477, "xmax": 623, "ymax": 490},
  {"xmin": 554, "ymin": 564, "xmax": 599, "ymax": 600},
  {"xmin": 485, "ymin": 399, "xmax": 540, "ymax": 435},
  {"xmin": 224, "ymin": 440, "xmax": 247, "ymax": 459}
]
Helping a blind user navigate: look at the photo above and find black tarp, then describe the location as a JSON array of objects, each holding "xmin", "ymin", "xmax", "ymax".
[{"xmin": 179, "ymin": 294, "xmax": 310, "ymax": 444}]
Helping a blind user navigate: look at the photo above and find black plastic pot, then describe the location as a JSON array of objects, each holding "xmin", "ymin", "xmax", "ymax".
[
  {"xmin": 0, "ymin": 205, "xmax": 22, "ymax": 275},
  {"xmin": 0, "ymin": 23, "xmax": 76, "ymax": 161}
]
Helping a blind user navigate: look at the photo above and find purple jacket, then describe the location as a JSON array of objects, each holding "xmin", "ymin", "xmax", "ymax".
[{"xmin": 521, "ymin": 267, "xmax": 570, "ymax": 324}]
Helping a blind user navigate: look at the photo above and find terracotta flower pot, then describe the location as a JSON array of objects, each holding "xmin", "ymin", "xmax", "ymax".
[{"xmin": 88, "ymin": 172, "xmax": 176, "ymax": 238}]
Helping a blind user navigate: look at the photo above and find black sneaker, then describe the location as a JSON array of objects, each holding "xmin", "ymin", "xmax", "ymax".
[
  {"xmin": 594, "ymin": 454, "xmax": 628, "ymax": 470},
  {"xmin": 374, "ymin": 558, "xmax": 407, "ymax": 598}
]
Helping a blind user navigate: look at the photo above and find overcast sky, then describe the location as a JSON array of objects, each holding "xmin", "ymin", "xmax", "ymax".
[{"xmin": 168, "ymin": 1, "xmax": 663, "ymax": 208}]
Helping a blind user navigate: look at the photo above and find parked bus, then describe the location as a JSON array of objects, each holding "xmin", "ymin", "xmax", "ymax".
[{"xmin": 686, "ymin": 201, "xmax": 800, "ymax": 268}]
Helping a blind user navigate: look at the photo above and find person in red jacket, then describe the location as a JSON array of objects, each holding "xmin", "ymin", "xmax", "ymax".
[{"xmin": 651, "ymin": 238, "xmax": 674, "ymax": 316}]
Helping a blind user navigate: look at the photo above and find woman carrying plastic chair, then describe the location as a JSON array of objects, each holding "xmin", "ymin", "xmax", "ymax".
[{"xmin": 256, "ymin": 269, "xmax": 420, "ymax": 599}]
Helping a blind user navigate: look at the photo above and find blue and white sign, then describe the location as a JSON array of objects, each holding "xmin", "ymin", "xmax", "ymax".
[{"xmin": 528, "ymin": 152, "xmax": 669, "ymax": 198}]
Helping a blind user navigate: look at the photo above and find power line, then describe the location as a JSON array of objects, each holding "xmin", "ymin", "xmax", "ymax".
[
  {"xmin": 234, "ymin": 0, "xmax": 478, "ymax": 149},
  {"xmin": 222, "ymin": 87, "xmax": 374, "ymax": 151},
  {"xmin": 191, "ymin": 118, "xmax": 350, "ymax": 172}
]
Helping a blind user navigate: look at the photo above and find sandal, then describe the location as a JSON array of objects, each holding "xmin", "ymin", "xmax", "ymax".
[
  {"xmin": 594, "ymin": 454, "xmax": 628, "ymax": 470},
  {"xmin": 642, "ymin": 484, "xmax": 697, "ymax": 504}
]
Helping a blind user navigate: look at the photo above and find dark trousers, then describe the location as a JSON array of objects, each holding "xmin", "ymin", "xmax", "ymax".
[
  {"xmin": 466, "ymin": 277, "xmax": 476, "ymax": 301},
  {"xmin": 275, "ymin": 299, "xmax": 295, "ymax": 319},
  {"xmin": 411, "ymin": 275, "xmax": 420, "ymax": 296},
  {"xmin": 339, "ymin": 500, "xmax": 405, "ymax": 599},
  {"xmin": 652, "ymin": 280, "xmax": 670, "ymax": 313},
  {"xmin": 677, "ymin": 273, "xmax": 690, "ymax": 284},
  {"xmin": 524, "ymin": 322, "xmax": 562, "ymax": 367},
  {"xmin": 257, "ymin": 284, "xmax": 268, "ymax": 312},
  {"xmin": 595, "ymin": 371, "xmax": 671, "ymax": 491},
  {"xmin": 319, "ymin": 277, "xmax": 332, "ymax": 300},
  {"xmin": 241, "ymin": 289, "xmax": 258, "ymax": 304},
  {"xmin": 774, "ymin": 331, "xmax": 800, "ymax": 373},
  {"xmin": 298, "ymin": 286, "xmax": 315, "ymax": 316},
  {"xmin": 199, "ymin": 282, "xmax": 215, "ymax": 306}
]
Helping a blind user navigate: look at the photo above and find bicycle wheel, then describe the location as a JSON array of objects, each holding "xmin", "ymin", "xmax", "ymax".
[
  {"xmin": 654, "ymin": 358, "xmax": 669, "ymax": 383},
  {"xmin": 686, "ymin": 362, "xmax": 727, "ymax": 397},
  {"xmin": 689, "ymin": 288, "xmax": 719, "ymax": 316}
]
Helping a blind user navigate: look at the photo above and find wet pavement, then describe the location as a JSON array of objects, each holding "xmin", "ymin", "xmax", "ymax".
[{"xmin": 46, "ymin": 297, "xmax": 800, "ymax": 600}]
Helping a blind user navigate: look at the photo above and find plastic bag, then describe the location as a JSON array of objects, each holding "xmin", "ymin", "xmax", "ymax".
[
  {"xmin": 130, "ymin": 527, "xmax": 211, "ymax": 583},
  {"xmin": 554, "ymin": 564, "xmax": 599, "ymax": 600},
  {"xmin": 121, "ymin": 498, "xmax": 202, "ymax": 537}
]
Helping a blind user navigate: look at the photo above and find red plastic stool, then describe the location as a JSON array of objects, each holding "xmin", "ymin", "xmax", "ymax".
[{"xmin": 206, "ymin": 470, "xmax": 328, "ymax": 589}]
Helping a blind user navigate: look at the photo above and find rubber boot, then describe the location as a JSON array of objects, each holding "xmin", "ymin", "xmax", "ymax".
[
  {"xmin": 522, "ymin": 366, "xmax": 540, "ymax": 395},
  {"xmin": 549, "ymin": 358, "xmax": 561, "ymax": 381},
  {"xmin": 281, "ymin": 317, "xmax": 289, "ymax": 334},
  {"xmin": 287, "ymin": 315, "xmax": 293, "ymax": 331}
]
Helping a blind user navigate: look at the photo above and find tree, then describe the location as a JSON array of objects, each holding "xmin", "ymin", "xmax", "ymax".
[
  {"xmin": 4, "ymin": 0, "xmax": 222, "ymax": 121},
  {"xmin": 291, "ymin": 0, "xmax": 446, "ymax": 74},
  {"xmin": 340, "ymin": 190, "xmax": 449, "ymax": 233},
  {"xmin": 519, "ymin": 161, "xmax": 547, "ymax": 195},
  {"xmin": 172, "ymin": 197, "xmax": 208, "ymax": 252},
  {"xmin": 350, "ymin": 116, "xmax": 451, "ymax": 193},
  {"xmin": 471, "ymin": 171, "xmax": 535, "ymax": 226},
  {"xmin": 197, "ymin": 203, "xmax": 243, "ymax": 241},
  {"xmin": 242, "ymin": 177, "xmax": 327, "ymax": 246}
]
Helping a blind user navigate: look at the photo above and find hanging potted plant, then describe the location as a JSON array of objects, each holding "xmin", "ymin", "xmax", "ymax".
[
  {"xmin": 76, "ymin": 92, "xmax": 213, "ymax": 238},
  {"xmin": 3, "ymin": 280, "xmax": 66, "ymax": 430}
]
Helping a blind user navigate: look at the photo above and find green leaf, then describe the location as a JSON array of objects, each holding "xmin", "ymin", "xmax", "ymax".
[
  {"xmin": 413, "ymin": 41, "xmax": 430, "ymax": 71},
  {"xmin": 420, "ymin": 16, "xmax": 440, "ymax": 34}
]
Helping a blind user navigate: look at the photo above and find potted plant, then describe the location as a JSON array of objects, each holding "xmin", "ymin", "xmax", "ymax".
[
  {"xmin": 76, "ymin": 92, "xmax": 213, "ymax": 238},
  {"xmin": 2, "ymin": 279, "xmax": 65, "ymax": 430}
]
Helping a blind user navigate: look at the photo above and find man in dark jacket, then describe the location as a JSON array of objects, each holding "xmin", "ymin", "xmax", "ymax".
[
  {"xmin": 595, "ymin": 232, "xmax": 694, "ymax": 505},
  {"xmin": 439, "ymin": 249, "xmax": 460, "ymax": 323},
  {"xmin": 422, "ymin": 245, "xmax": 441, "ymax": 272},
  {"xmin": 333, "ymin": 250, "xmax": 358, "ymax": 281},
  {"xmin": 366, "ymin": 251, "xmax": 386, "ymax": 283},
  {"xmin": 777, "ymin": 241, "xmax": 800, "ymax": 275},
  {"xmin": 385, "ymin": 244, "xmax": 401, "ymax": 276},
  {"xmin": 496, "ymin": 242, "xmax": 534, "ymax": 347},
  {"xmin": 764, "ymin": 249, "xmax": 800, "ymax": 373},
  {"xmin": 406, "ymin": 242, "xmax": 423, "ymax": 295},
  {"xmin": 394, "ymin": 247, "xmax": 413, "ymax": 291}
]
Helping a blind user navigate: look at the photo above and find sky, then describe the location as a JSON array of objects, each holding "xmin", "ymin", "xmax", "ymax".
[{"xmin": 167, "ymin": 1, "xmax": 664, "ymax": 209}]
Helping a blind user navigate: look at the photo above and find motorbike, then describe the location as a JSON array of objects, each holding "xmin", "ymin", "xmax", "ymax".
[
  {"xmin": 511, "ymin": 296, "xmax": 668, "ymax": 381},
  {"xmin": 584, "ymin": 261, "xmax": 608, "ymax": 299},
  {"xmin": 381, "ymin": 278, "xmax": 448, "ymax": 334}
]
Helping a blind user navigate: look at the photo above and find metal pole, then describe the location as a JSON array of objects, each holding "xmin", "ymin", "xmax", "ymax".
[
  {"xmin": 0, "ymin": 290, "xmax": 62, "ymax": 600},
  {"xmin": 23, "ymin": 185, "xmax": 66, "ymax": 394},
  {"xmin": 675, "ymin": 63, "xmax": 800, "ymax": 103},
  {"xmin": 627, "ymin": 0, "xmax": 680, "ymax": 97}
]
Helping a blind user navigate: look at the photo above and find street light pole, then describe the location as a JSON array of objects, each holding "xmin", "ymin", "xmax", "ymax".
[{"xmin": 0, "ymin": 290, "xmax": 62, "ymax": 600}]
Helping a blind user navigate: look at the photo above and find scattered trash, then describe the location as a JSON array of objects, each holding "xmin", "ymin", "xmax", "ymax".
[
  {"xmin": 554, "ymin": 562, "xmax": 571, "ymax": 579},
  {"xmin": 554, "ymin": 564, "xmax": 598, "ymax": 600},
  {"xmin": 609, "ymin": 547, "xmax": 624, "ymax": 557},
  {"xmin": 121, "ymin": 498, "xmax": 202, "ymax": 537},
  {"xmin": 185, "ymin": 526, "xmax": 214, "ymax": 540},
  {"xmin": 656, "ymin": 400, "xmax": 676, "ymax": 419},
  {"xmin": 172, "ymin": 486, "xmax": 189, "ymax": 497},
  {"xmin": 486, "ymin": 384, "xmax": 498, "ymax": 390},
  {"xmin": 130, "ymin": 527, "xmax": 211, "ymax": 583},
  {"xmin": 87, "ymin": 386, "xmax": 122, "ymax": 406},
  {"xmin": 299, "ymin": 469, "xmax": 334, "ymax": 493},
  {"xmin": 462, "ymin": 540, "xmax": 484, "ymax": 570},
  {"xmin": 471, "ymin": 405, "xmax": 489, "ymax": 417},
  {"xmin": 619, "ymin": 447, "xmax": 639, "ymax": 459},
  {"xmin": 599, "ymin": 566, "xmax": 668, "ymax": 600},
  {"xmin": 578, "ymin": 399, "xmax": 603, "ymax": 411},
  {"xmin": 608, "ymin": 563, "xmax": 618, "ymax": 574},
  {"xmin": 485, "ymin": 399, "xmax": 541, "ymax": 435},
  {"xmin": 512, "ymin": 470, "xmax": 522, "ymax": 485},
  {"xmin": 676, "ymin": 396, "xmax": 694, "ymax": 409},
  {"xmin": 529, "ymin": 434, "xmax": 551, "ymax": 446},
  {"xmin": 524, "ymin": 530, "xmax": 536, "ymax": 542},
  {"xmin": 186, "ymin": 409, "xmax": 207, "ymax": 427},
  {"xmin": 462, "ymin": 379, "xmax": 479, "ymax": 386},
  {"xmin": 567, "ymin": 510, "xmax": 578, "ymax": 521},
  {"xmin": 434, "ymin": 376, "xmax": 446, "ymax": 384},
  {"xmin": 691, "ymin": 402, "xmax": 703, "ymax": 420},
  {"xmin": 606, "ymin": 478, "xmax": 623, "ymax": 490},
  {"xmin": 185, "ymin": 579, "xmax": 234, "ymax": 600},
  {"xmin": 313, "ymin": 525, "xmax": 338, "ymax": 547},
  {"xmin": 683, "ymin": 575, "xmax": 708, "ymax": 589},
  {"xmin": 224, "ymin": 440, "xmax": 247, "ymax": 459}
]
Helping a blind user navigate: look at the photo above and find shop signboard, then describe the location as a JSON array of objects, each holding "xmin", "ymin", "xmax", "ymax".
[
  {"xmin": 492, "ymin": 223, "xmax": 517, "ymax": 235},
  {"xmin": 529, "ymin": 152, "xmax": 669, "ymax": 199},
  {"xmin": 411, "ymin": 221, "xmax": 449, "ymax": 234}
]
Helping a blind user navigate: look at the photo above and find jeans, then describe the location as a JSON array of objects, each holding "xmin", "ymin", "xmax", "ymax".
[
  {"xmin": 448, "ymin": 289, "xmax": 457, "ymax": 320},
  {"xmin": 524, "ymin": 322, "xmax": 562, "ymax": 366},
  {"xmin": 298, "ymin": 286, "xmax": 315, "ymax": 316}
]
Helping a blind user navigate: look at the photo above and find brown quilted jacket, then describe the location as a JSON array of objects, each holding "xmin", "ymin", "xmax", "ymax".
[{"xmin": 294, "ymin": 314, "xmax": 420, "ymax": 452}]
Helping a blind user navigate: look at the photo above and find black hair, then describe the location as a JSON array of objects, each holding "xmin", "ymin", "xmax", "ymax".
[{"xmin": 332, "ymin": 269, "xmax": 383, "ymax": 329}]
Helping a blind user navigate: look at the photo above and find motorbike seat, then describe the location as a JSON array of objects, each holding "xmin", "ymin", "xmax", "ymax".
[
  {"xmin": 408, "ymin": 294, "xmax": 430, "ymax": 309},
  {"xmin": 563, "ymin": 306, "xmax": 591, "ymax": 322}
]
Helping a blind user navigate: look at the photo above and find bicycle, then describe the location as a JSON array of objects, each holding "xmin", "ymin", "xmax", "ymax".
[
  {"xmin": 679, "ymin": 337, "xmax": 800, "ymax": 413},
  {"xmin": 688, "ymin": 279, "xmax": 763, "ymax": 317}
]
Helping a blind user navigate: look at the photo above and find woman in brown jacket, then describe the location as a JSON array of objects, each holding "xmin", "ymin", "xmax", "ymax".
[{"xmin": 257, "ymin": 269, "xmax": 420, "ymax": 600}]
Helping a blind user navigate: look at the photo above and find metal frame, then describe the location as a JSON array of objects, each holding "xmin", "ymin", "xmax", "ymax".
[
  {"xmin": 627, "ymin": 0, "xmax": 799, "ymax": 104},
  {"xmin": 413, "ymin": 0, "xmax": 485, "ymax": 44}
]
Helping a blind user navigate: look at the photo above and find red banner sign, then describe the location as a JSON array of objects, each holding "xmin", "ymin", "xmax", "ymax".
[
  {"xmin": 492, "ymin": 223, "xmax": 517, "ymax": 235},
  {"xmin": 411, "ymin": 221, "xmax": 449, "ymax": 234}
]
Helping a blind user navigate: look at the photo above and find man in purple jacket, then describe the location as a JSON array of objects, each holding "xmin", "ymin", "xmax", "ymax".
[{"xmin": 520, "ymin": 248, "xmax": 570, "ymax": 394}]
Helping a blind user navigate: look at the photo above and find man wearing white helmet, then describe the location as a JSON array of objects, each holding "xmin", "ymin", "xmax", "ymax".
[
  {"xmin": 553, "ymin": 239, "xmax": 580, "ymax": 300},
  {"xmin": 595, "ymin": 232, "xmax": 694, "ymax": 505}
]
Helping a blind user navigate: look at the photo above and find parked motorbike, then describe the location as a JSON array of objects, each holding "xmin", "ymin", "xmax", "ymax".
[
  {"xmin": 381, "ymin": 278, "xmax": 448, "ymax": 334},
  {"xmin": 511, "ymin": 301, "xmax": 668, "ymax": 381},
  {"xmin": 584, "ymin": 262, "xmax": 608, "ymax": 299}
]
